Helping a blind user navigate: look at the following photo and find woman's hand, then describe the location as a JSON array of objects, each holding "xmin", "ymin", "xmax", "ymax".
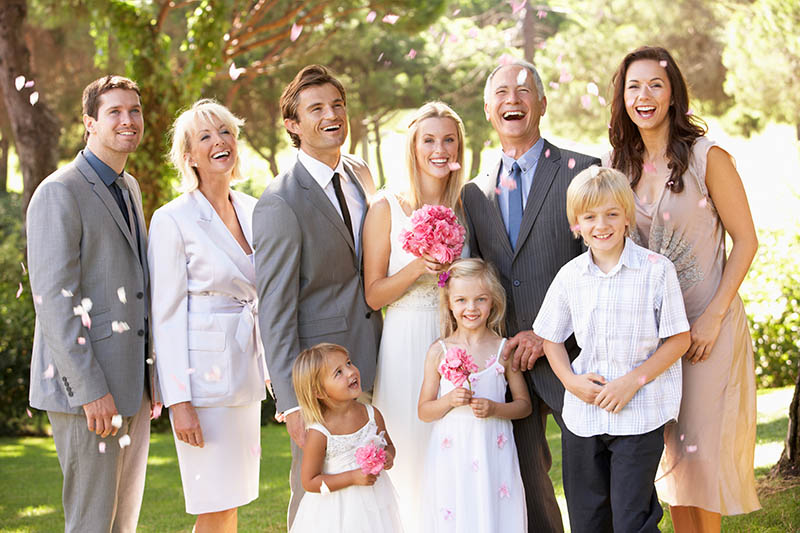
[
  {"xmin": 469, "ymin": 397, "xmax": 496, "ymax": 418},
  {"xmin": 171, "ymin": 401, "xmax": 204, "ymax": 447},
  {"xmin": 446, "ymin": 386, "xmax": 473, "ymax": 408},
  {"xmin": 419, "ymin": 253, "xmax": 447, "ymax": 275},
  {"xmin": 685, "ymin": 310, "xmax": 723, "ymax": 364}
]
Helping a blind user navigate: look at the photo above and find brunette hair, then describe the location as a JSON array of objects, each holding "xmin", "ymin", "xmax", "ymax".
[
  {"xmin": 405, "ymin": 101, "xmax": 465, "ymax": 213},
  {"xmin": 608, "ymin": 46, "xmax": 707, "ymax": 193},
  {"xmin": 280, "ymin": 64, "xmax": 347, "ymax": 148},
  {"xmin": 292, "ymin": 343, "xmax": 350, "ymax": 425},
  {"xmin": 439, "ymin": 258, "xmax": 506, "ymax": 338},
  {"xmin": 82, "ymin": 75, "xmax": 141, "ymax": 141},
  {"xmin": 566, "ymin": 166, "xmax": 636, "ymax": 238}
]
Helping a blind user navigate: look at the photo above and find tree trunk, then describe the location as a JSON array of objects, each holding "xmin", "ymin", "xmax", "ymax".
[
  {"xmin": 469, "ymin": 138, "xmax": 484, "ymax": 181},
  {"xmin": 772, "ymin": 369, "xmax": 800, "ymax": 478},
  {"xmin": 371, "ymin": 119, "xmax": 385, "ymax": 189},
  {"xmin": 0, "ymin": 0, "xmax": 60, "ymax": 219},
  {"xmin": 349, "ymin": 115, "xmax": 365, "ymax": 156},
  {"xmin": 0, "ymin": 135, "xmax": 8, "ymax": 194},
  {"xmin": 522, "ymin": 1, "xmax": 537, "ymax": 62}
]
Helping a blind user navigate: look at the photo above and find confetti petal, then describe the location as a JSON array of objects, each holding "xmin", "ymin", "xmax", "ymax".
[
  {"xmin": 42, "ymin": 364, "xmax": 55, "ymax": 379},
  {"xmin": 152, "ymin": 402, "xmax": 163, "ymax": 419},
  {"xmin": 366, "ymin": 10, "xmax": 376, "ymax": 22},
  {"xmin": 250, "ymin": 445, "xmax": 261, "ymax": 457},
  {"xmin": 407, "ymin": 48, "xmax": 416, "ymax": 59},
  {"xmin": 204, "ymin": 365, "xmax": 222, "ymax": 382},
  {"xmin": 686, "ymin": 109, "xmax": 694, "ymax": 116},
  {"xmin": 186, "ymin": 367, "xmax": 196, "ymax": 375},
  {"xmin": 499, "ymin": 175, "xmax": 518, "ymax": 191},
  {"xmin": 81, "ymin": 298, "xmax": 93, "ymax": 313},
  {"xmin": 580, "ymin": 94, "xmax": 592, "ymax": 110},
  {"xmin": 118, "ymin": 435, "xmax": 131, "ymax": 448},
  {"xmin": 468, "ymin": 28, "xmax": 478, "ymax": 38},
  {"xmin": 686, "ymin": 444, "xmax": 698, "ymax": 453},
  {"xmin": 34, "ymin": 294, "xmax": 43, "ymax": 304},
  {"xmin": 570, "ymin": 223, "xmax": 580, "ymax": 232},
  {"xmin": 549, "ymin": 81, "xmax": 559, "ymax": 89},
  {"xmin": 99, "ymin": 442, "xmax": 106, "ymax": 453},
  {"xmin": 228, "ymin": 62, "xmax": 245, "ymax": 81},
  {"xmin": 146, "ymin": 358, "xmax": 154, "ymax": 365},
  {"xmin": 26, "ymin": 408, "xmax": 33, "ymax": 418},
  {"xmin": 643, "ymin": 162, "xmax": 656, "ymax": 173},
  {"xmin": 111, "ymin": 414, "xmax": 123, "ymax": 429},
  {"xmin": 511, "ymin": 0, "xmax": 526, "ymax": 14},
  {"xmin": 698, "ymin": 197, "xmax": 707, "ymax": 208},
  {"xmin": 25, "ymin": 80, "xmax": 34, "ymax": 88},
  {"xmin": 447, "ymin": 162, "xmax": 461, "ymax": 171},
  {"xmin": 638, "ymin": 375, "xmax": 647, "ymax": 386},
  {"xmin": 472, "ymin": 459, "xmax": 479, "ymax": 471},
  {"xmin": 499, "ymin": 482, "xmax": 511, "ymax": 498},
  {"xmin": 20, "ymin": 262, "xmax": 26, "ymax": 274},
  {"xmin": 290, "ymin": 23, "xmax": 303, "ymax": 42},
  {"xmin": 662, "ymin": 211, "xmax": 671, "ymax": 221},
  {"xmin": 598, "ymin": 96, "xmax": 607, "ymax": 105},
  {"xmin": 441, "ymin": 437, "xmax": 452, "ymax": 449},
  {"xmin": 61, "ymin": 288, "xmax": 73, "ymax": 297},
  {"xmin": 77, "ymin": 336, "xmax": 86, "ymax": 345},
  {"xmin": 659, "ymin": 60, "xmax": 668, "ymax": 68},
  {"xmin": 16, "ymin": 283, "xmax": 23, "ymax": 299},
  {"xmin": 568, "ymin": 158, "xmax": 576, "ymax": 169},
  {"xmin": 15, "ymin": 76, "xmax": 25, "ymax": 91},
  {"xmin": 441, "ymin": 508, "xmax": 454, "ymax": 520},
  {"xmin": 382, "ymin": 14, "xmax": 399, "ymax": 24},
  {"xmin": 537, "ymin": 9, "xmax": 547, "ymax": 18},
  {"xmin": 497, "ymin": 432, "xmax": 508, "ymax": 449},
  {"xmin": 587, "ymin": 82, "xmax": 599, "ymax": 96},
  {"xmin": 544, "ymin": 148, "xmax": 551, "ymax": 158},
  {"xmin": 111, "ymin": 321, "xmax": 130, "ymax": 333},
  {"xmin": 680, "ymin": 433, "xmax": 685, "ymax": 441},
  {"xmin": 647, "ymin": 253, "xmax": 660, "ymax": 264},
  {"xmin": 516, "ymin": 69, "xmax": 528, "ymax": 86},
  {"xmin": 29, "ymin": 92, "xmax": 39, "ymax": 106},
  {"xmin": 117, "ymin": 287, "xmax": 127, "ymax": 304}
]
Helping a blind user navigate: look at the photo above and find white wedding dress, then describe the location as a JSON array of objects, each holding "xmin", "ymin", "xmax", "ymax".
[{"xmin": 372, "ymin": 192, "xmax": 441, "ymax": 531}]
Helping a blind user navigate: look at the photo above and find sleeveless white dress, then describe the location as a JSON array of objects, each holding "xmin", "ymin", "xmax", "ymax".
[
  {"xmin": 422, "ymin": 339, "xmax": 527, "ymax": 532},
  {"xmin": 372, "ymin": 192, "xmax": 440, "ymax": 530},
  {"xmin": 289, "ymin": 404, "xmax": 404, "ymax": 533}
]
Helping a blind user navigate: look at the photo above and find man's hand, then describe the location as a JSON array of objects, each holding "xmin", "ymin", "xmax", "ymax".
[
  {"xmin": 171, "ymin": 401, "xmax": 204, "ymax": 448},
  {"xmin": 83, "ymin": 393, "xmax": 119, "ymax": 437},
  {"xmin": 502, "ymin": 330, "xmax": 545, "ymax": 371},
  {"xmin": 285, "ymin": 410, "xmax": 307, "ymax": 449}
]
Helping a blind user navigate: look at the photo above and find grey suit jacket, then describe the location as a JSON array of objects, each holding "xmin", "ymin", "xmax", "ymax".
[
  {"xmin": 27, "ymin": 151, "xmax": 151, "ymax": 417},
  {"xmin": 253, "ymin": 153, "xmax": 383, "ymax": 413},
  {"xmin": 462, "ymin": 140, "xmax": 600, "ymax": 412}
]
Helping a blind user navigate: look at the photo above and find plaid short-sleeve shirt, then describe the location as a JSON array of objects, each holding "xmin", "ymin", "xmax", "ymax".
[{"xmin": 533, "ymin": 238, "xmax": 690, "ymax": 437}]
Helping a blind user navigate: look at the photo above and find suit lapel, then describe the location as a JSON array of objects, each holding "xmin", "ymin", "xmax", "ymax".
[
  {"xmin": 123, "ymin": 172, "xmax": 149, "ymax": 278},
  {"xmin": 476, "ymin": 158, "xmax": 514, "ymax": 257},
  {"xmin": 76, "ymin": 154, "xmax": 139, "ymax": 254},
  {"xmin": 294, "ymin": 160, "xmax": 357, "ymax": 258},
  {"xmin": 514, "ymin": 140, "xmax": 559, "ymax": 261},
  {"xmin": 342, "ymin": 160, "xmax": 367, "ymax": 264}
]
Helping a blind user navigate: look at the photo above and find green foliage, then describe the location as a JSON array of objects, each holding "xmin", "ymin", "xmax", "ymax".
[
  {"xmin": 0, "ymin": 194, "xmax": 44, "ymax": 436},
  {"xmin": 740, "ymin": 229, "xmax": 800, "ymax": 388}
]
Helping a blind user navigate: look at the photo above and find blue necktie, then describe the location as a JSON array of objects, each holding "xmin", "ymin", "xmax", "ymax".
[{"xmin": 507, "ymin": 162, "xmax": 523, "ymax": 249}]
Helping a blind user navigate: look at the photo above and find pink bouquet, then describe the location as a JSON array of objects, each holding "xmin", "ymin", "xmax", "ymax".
[
  {"xmin": 438, "ymin": 347, "xmax": 479, "ymax": 389},
  {"xmin": 355, "ymin": 442, "xmax": 387, "ymax": 475},
  {"xmin": 399, "ymin": 205, "xmax": 466, "ymax": 265}
]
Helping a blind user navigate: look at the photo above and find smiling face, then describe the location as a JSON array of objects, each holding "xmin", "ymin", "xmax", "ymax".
[
  {"xmin": 624, "ymin": 59, "xmax": 672, "ymax": 135},
  {"xmin": 576, "ymin": 197, "xmax": 630, "ymax": 262},
  {"xmin": 186, "ymin": 116, "xmax": 238, "ymax": 184},
  {"xmin": 83, "ymin": 88, "xmax": 143, "ymax": 166},
  {"xmin": 285, "ymin": 83, "xmax": 347, "ymax": 165},
  {"xmin": 484, "ymin": 65, "xmax": 546, "ymax": 153},
  {"xmin": 448, "ymin": 276, "xmax": 494, "ymax": 333},
  {"xmin": 414, "ymin": 117, "xmax": 460, "ymax": 184},
  {"xmin": 319, "ymin": 349, "xmax": 362, "ymax": 404}
]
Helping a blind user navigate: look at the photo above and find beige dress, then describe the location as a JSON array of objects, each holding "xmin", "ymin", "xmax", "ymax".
[{"xmin": 617, "ymin": 137, "xmax": 760, "ymax": 515}]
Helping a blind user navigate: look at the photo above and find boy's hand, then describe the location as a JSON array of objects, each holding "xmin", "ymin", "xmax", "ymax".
[
  {"xmin": 567, "ymin": 373, "xmax": 606, "ymax": 404},
  {"xmin": 351, "ymin": 469, "xmax": 378, "ymax": 486},
  {"xmin": 469, "ymin": 397, "xmax": 496, "ymax": 418},
  {"xmin": 447, "ymin": 386, "xmax": 473, "ymax": 408},
  {"xmin": 594, "ymin": 374, "xmax": 641, "ymax": 414}
]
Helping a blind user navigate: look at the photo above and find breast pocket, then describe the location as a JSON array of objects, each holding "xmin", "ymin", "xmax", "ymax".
[
  {"xmin": 186, "ymin": 313, "xmax": 230, "ymax": 399},
  {"xmin": 297, "ymin": 315, "xmax": 349, "ymax": 340}
]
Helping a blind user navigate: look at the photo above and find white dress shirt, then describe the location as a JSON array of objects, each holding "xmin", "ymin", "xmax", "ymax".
[
  {"xmin": 297, "ymin": 149, "xmax": 366, "ymax": 255},
  {"xmin": 533, "ymin": 238, "xmax": 690, "ymax": 437}
]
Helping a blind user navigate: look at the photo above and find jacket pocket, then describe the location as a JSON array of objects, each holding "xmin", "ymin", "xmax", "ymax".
[
  {"xmin": 187, "ymin": 329, "xmax": 230, "ymax": 398},
  {"xmin": 88, "ymin": 310, "xmax": 112, "ymax": 342},
  {"xmin": 297, "ymin": 315, "xmax": 348, "ymax": 339}
]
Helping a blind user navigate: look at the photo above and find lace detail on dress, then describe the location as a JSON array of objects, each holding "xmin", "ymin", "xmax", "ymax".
[
  {"xmin": 646, "ymin": 221, "xmax": 705, "ymax": 292},
  {"xmin": 387, "ymin": 274, "xmax": 439, "ymax": 310},
  {"xmin": 324, "ymin": 421, "xmax": 377, "ymax": 467}
]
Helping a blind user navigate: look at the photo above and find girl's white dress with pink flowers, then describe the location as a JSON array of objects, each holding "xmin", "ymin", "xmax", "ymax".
[
  {"xmin": 289, "ymin": 404, "xmax": 404, "ymax": 533},
  {"xmin": 422, "ymin": 339, "xmax": 527, "ymax": 532}
]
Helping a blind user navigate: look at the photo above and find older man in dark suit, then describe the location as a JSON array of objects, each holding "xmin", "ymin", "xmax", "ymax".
[{"xmin": 462, "ymin": 59, "xmax": 600, "ymax": 532}]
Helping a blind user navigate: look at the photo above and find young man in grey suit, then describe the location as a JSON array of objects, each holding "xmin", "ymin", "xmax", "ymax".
[
  {"xmin": 26, "ymin": 75, "xmax": 155, "ymax": 532},
  {"xmin": 462, "ymin": 60, "xmax": 600, "ymax": 532},
  {"xmin": 253, "ymin": 64, "xmax": 382, "ymax": 528}
]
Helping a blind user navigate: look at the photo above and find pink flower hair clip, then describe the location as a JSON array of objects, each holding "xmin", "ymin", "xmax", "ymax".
[{"xmin": 438, "ymin": 270, "xmax": 450, "ymax": 288}]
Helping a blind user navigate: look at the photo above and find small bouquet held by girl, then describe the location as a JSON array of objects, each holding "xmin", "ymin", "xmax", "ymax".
[{"xmin": 399, "ymin": 204, "xmax": 466, "ymax": 284}]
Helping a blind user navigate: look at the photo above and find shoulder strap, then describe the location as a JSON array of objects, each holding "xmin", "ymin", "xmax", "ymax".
[
  {"xmin": 438, "ymin": 339, "xmax": 448, "ymax": 353},
  {"xmin": 308, "ymin": 423, "xmax": 331, "ymax": 438},
  {"xmin": 365, "ymin": 403, "xmax": 375, "ymax": 423},
  {"xmin": 496, "ymin": 338, "xmax": 507, "ymax": 358}
]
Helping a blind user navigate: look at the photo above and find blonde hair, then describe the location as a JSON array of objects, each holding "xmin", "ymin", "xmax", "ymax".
[
  {"xmin": 292, "ymin": 343, "xmax": 349, "ymax": 425},
  {"xmin": 405, "ymin": 101, "xmax": 465, "ymax": 214},
  {"xmin": 566, "ymin": 166, "xmax": 636, "ymax": 238},
  {"xmin": 169, "ymin": 98, "xmax": 245, "ymax": 193},
  {"xmin": 439, "ymin": 258, "xmax": 506, "ymax": 338}
]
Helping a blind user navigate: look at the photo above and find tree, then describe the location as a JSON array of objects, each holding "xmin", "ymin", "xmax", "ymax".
[{"xmin": 0, "ymin": 0, "xmax": 60, "ymax": 218}]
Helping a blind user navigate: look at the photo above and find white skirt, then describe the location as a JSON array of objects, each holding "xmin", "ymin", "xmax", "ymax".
[{"xmin": 171, "ymin": 402, "xmax": 261, "ymax": 514}]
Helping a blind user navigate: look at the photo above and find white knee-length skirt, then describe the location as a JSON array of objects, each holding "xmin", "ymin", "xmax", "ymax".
[{"xmin": 171, "ymin": 402, "xmax": 261, "ymax": 514}]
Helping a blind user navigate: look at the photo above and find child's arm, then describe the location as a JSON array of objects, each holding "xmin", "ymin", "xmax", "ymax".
[
  {"xmin": 372, "ymin": 406, "xmax": 396, "ymax": 471},
  {"xmin": 470, "ymin": 359, "xmax": 532, "ymax": 419},
  {"xmin": 300, "ymin": 428, "xmax": 377, "ymax": 492},
  {"xmin": 543, "ymin": 339, "xmax": 607, "ymax": 404},
  {"xmin": 595, "ymin": 330, "xmax": 691, "ymax": 414},
  {"xmin": 418, "ymin": 342, "xmax": 473, "ymax": 422}
]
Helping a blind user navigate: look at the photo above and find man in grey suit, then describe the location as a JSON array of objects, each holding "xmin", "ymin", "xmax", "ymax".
[
  {"xmin": 253, "ymin": 64, "xmax": 382, "ymax": 528},
  {"xmin": 462, "ymin": 59, "xmax": 600, "ymax": 532},
  {"xmin": 27, "ymin": 75, "xmax": 154, "ymax": 533}
]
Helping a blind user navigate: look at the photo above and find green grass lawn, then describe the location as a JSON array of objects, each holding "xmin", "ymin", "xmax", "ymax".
[{"xmin": 1, "ymin": 386, "xmax": 796, "ymax": 532}]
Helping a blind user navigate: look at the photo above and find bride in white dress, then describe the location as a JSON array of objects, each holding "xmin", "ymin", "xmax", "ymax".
[{"xmin": 363, "ymin": 101, "xmax": 467, "ymax": 530}]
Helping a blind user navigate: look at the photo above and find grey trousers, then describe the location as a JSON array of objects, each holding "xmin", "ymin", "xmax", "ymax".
[{"xmin": 48, "ymin": 392, "xmax": 151, "ymax": 533}]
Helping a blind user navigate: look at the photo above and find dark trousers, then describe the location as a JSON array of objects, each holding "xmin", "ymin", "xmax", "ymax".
[{"xmin": 562, "ymin": 424, "xmax": 665, "ymax": 533}]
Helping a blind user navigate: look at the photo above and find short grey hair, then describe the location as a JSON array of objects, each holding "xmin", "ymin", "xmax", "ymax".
[{"xmin": 484, "ymin": 59, "xmax": 546, "ymax": 105}]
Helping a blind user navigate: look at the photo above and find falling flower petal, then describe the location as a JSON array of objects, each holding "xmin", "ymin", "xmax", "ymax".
[
  {"xmin": 441, "ymin": 437, "xmax": 452, "ymax": 449},
  {"xmin": 117, "ymin": 287, "xmax": 127, "ymax": 304},
  {"xmin": 468, "ymin": 28, "xmax": 478, "ymax": 38},
  {"xmin": 111, "ymin": 321, "xmax": 130, "ymax": 333},
  {"xmin": 559, "ymin": 69, "xmax": 573, "ymax": 83},
  {"xmin": 497, "ymin": 432, "xmax": 508, "ymax": 449},
  {"xmin": 686, "ymin": 109, "xmax": 694, "ymax": 116},
  {"xmin": 686, "ymin": 444, "xmax": 698, "ymax": 453},
  {"xmin": 146, "ymin": 358, "xmax": 154, "ymax": 365},
  {"xmin": 16, "ymin": 283, "xmax": 23, "ymax": 299},
  {"xmin": 495, "ymin": 187, "xmax": 502, "ymax": 195},
  {"xmin": 119, "ymin": 434, "xmax": 131, "ymax": 448},
  {"xmin": 204, "ymin": 365, "xmax": 222, "ymax": 382},
  {"xmin": 499, "ymin": 175, "xmax": 518, "ymax": 191},
  {"xmin": 61, "ymin": 289, "xmax": 73, "ymax": 297},
  {"xmin": 516, "ymin": 69, "xmax": 528, "ymax": 86},
  {"xmin": 498, "ymin": 53, "xmax": 515, "ymax": 66},
  {"xmin": 43, "ymin": 364, "xmax": 54, "ymax": 379},
  {"xmin": 382, "ymin": 14, "xmax": 399, "ymax": 24},
  {"xmin": 81, "ymin": 298, "xmax": 93, "ymax": 313},
  {"xmin": 111, "ymin": 414, "xmax": 123, "ymax": 429},
  {"xmin": 26, "ymin": 408, "xmax": 33, "ymax": 418},
  {"xmin": 698, "ymin": 197, "xmax": 707, "ymax": 208},
  {"xmin": 495, "ymin": 364, "xmax": 505, "ymax": 375},
  {"xmin": 549, "ymin": 81, "xmax": 559, "ymax": 89},
  {"xmin": 680, "ymin": 434, "xmax": 685, "ymax": 441},
  {"xmin": 472, "ymin": 459, "xmax": 479, "ymax": 471},
  {"xmin": 441, "ymin": 508, "xmax": 454, "ymax": 520},
  {"xmin": 251, "ymin": 445, "xmax": 261, "ymax": 457},
  {"xmin": 20, "ymin": 262, "xmax": 26, "ymax": 274},
  {"xmin": 34, "ymin": 294, "xmax": 42, "ymax": 304},
  {"xmin": 570, "ymin": 223, "xmax": 580, "ymax": 232},
  {"xmin": 453, "ymin": 8, "xmax": 461, "ymax": 15},
  {"xmin": 647, "ymin": 254, "xmax": 660, "ymax": 264},
  {"xmin": 447, "ymin": 162, "xmax": 461, "ymax": 171},
  {"xmin": 568, "ymin": 158, "xmax": 576, "ymax": 169},
  {"xmin": 15, "ymin": 76, "xmax": 25, "ymax": 91},
  {"xmin": 659, "ymin": 60, "xmax": 668, "ymax": 68},
  {"xmin": 407, "ymin": 48, "xmax": 417, "ymax": 59},
  {"xmin": 638, "ymin": 375, "xmax": 647, "ymax": 386},
  {"xmin": 377, "ymin": 52, "xmax": 384, "ymax": 62},
  {"xmin": 170, "ymin": 373, "xmax": 187, "ymax": 392},
  {"xmin": 30, "ymin": 92, "xmax": 39, "ymax": 106},
  {"xmin": 25, "ymin": 80, "xmax": 34, "ymax": 88},
  {"xmin": 195, "ymin": 474, "xmax": 201, "ymax": 480},
  {"xmin": 99, "ymin": 442, "xmax": 106, "ymax": 453},
  {"xmin": 186, "ymin": 368, "xmax": 196, "ymax": 375},
  {"xmin": 77, "ymin": 336, "xmax": 86, "ymax": 345},
  {"xmin": 499, "ymin": 483, "xmax": 511, "ymax": 498},
  {"xmin": 228, "ymin": 63, "xmax": 245, "ymax": 81},
  {"xmin": 511, "ymin": 0, "xmax": 526, "ymax": 14},
  {"xmin": 366, "ymin": 10, "xmax": 376, "ymax": 22},
  {"xmin": 643, "ymin": 162, "xmax": 657, "ymax": 173},
  {"xmin": 580, "ymin": 95, "xmax": 592, "ymax": 110},
  {"xmin": 662, "ymin": 211, "xmax": 671, "ymax": 221},
  {"xmin": 152, "ymin": 402, "xmax": 163, "ymax": 419},
  {"xmin": 290, "ymin": 23, "xmax": 303, "ymax": 41},
  {"xmin": 545, "ymin": 148, "xmax": 551, "ymax": 158},
  {"xmin": 598, "ymin": 96, "xmax": 607, "ymax": 105},
  {"xmin": 587, "ymin": 82, "xmax": 599, "ymax": 96},
  {"xmin": 537, "ymin": 9, "xmax": 547, "ymax": 18}
]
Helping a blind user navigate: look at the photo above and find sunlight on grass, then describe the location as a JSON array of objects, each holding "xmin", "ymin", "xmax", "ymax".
[
  {"xmin": 146, "ymin": 455, "xmax": 176, "ymax": 466},
  {"xmin": 15, "ymin": 505, "xmax": 55, "ymax": 518}
]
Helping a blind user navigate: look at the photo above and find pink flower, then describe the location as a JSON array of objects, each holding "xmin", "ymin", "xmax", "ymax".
[
  {"xmin": 497, "ymin": 432, "xmax": 508, "ymax": 449},
  {"xmin": 441, "ymin": 437, "xmax": 452, "ymax": 449},
  {"xmin": 499, "ymin": 483, "xmax": 510, "ymax": 498},
  {"xmin": 441, "ymin": 508, "xmax": 454, "ymax": 520},
  {"xmin": 438, "ymin": 347, "xmax": 478, "ymax": 389},
  {"xmin": 399, "ymin": 205, "xmax": 465, "ymax": 265},
  {"xmin": 354, "ymin": 442, "xmax": 386, "ymax": 475},
  {"xmin": 437, "ymin": 271, "xmax": 449, "ymax": 287}
]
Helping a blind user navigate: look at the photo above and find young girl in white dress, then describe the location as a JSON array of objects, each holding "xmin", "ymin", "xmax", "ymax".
[
  {"xmin": 418, "ymin": 259, "xmax": 530, "ymax": 532},
  {"xmin": 289, "ymin": 343, "xmax": 404, "ymax": 533}
]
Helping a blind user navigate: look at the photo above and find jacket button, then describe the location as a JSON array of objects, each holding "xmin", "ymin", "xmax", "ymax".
[
  {"xmin": 62, "ymin": 377, "xmax": 68, "ymax": 383},
  {"xmin": 137, "ymin": 329, "xmax": 144, "ymax": 336},
  {"xmin": 513, "ymin": 280, "xmax": 521, "ymax": 287},
  {"xmin": 68, "ymin": 391, "xmax": 73, "ymax": 397},
  {"xmin": 136, "ymin": 292, "xmax": 144, "ymax": 299},
  {"xmin": 365, "ymin": 312, "xmax": 371, "ymax": 319}
]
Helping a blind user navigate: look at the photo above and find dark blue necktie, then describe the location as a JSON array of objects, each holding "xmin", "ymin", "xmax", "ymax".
[{"xmin": 507, "ymin": 162, "xmax": 523, "ymax": 249}]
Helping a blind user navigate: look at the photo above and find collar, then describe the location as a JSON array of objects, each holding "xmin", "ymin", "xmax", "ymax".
[
  {"xmin": 500, "ymin": 137, "xmax": 545, "ymax": 176},
  {"xmin": 582, "ymin": 237, "xmax": 642, "ymax": 277},
  {"xmin": 297, "ymin": 149, "xmax": 346, "ymax": 189},
  {"xmin": 84, "ymin": 147, "xmax": 123, "ymax": 187}
]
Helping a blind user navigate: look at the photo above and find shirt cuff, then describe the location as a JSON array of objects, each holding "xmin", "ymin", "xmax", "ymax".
[{"xmin": 282, "ymin": 406, "xmax": 301, "ymax": 416}]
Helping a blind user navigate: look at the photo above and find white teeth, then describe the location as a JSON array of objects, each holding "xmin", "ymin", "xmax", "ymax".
[
  {"xmin": 503, "ymin": 111, "xmax": 525, "ymax": 119},
  {"xmin": 636, "ymin": 106, "xmax": 655, "ymax": 112},
  {"xmin": 212, "ymin": 151, "xmax": 230, "ymax": 159},
  {"xmin": 323, "ymin": 125, "xmax": 340, "ymax": 132},
  {"xmin": 431, "ymin": 158, "xmax": 448, "ymax": 164},
  {"xmin": 118, "ymin": 131, "xmax": 135, "ymax": 136}
]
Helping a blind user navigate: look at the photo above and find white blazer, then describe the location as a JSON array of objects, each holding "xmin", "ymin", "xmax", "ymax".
[{"xmin": 148, "ymin": 189, "xmax": 267, "ymax": 408}]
